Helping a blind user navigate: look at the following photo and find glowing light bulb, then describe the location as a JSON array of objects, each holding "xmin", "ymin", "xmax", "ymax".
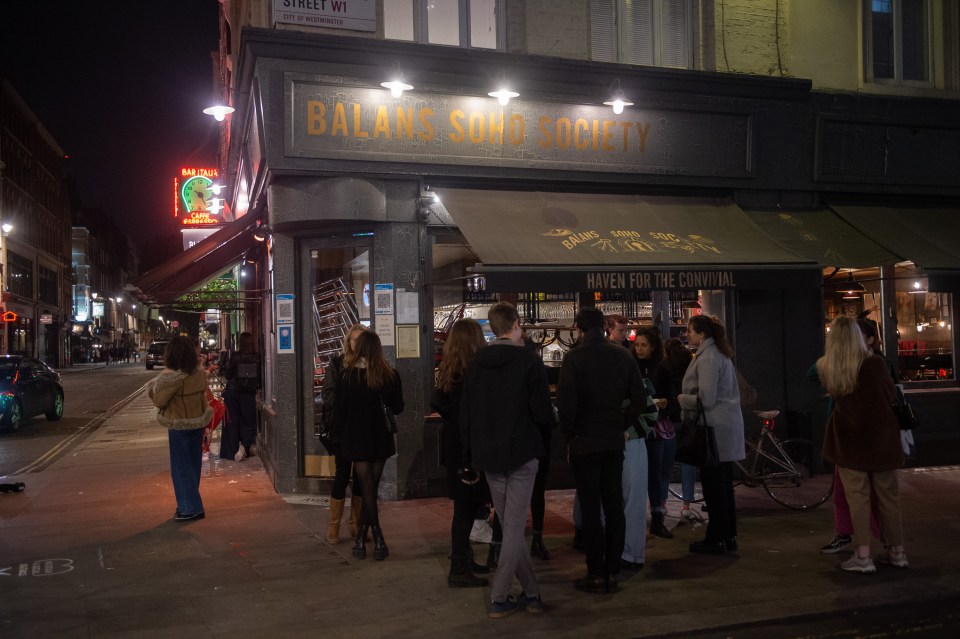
[
  {"xmin": 381, "ymin": 80, "xmax": 413, "ymax": 97},
  {"xmin": 203, "ymin": 105, "xmax": 235, "ymax": 121},
  {"xmin": 488, "ymin": 88, "xmax": 519, "ymax": 106}
]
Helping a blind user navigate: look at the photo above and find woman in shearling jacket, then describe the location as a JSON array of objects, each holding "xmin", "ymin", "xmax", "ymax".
[
  {"xmin": 147, "ymin": 336, "xmax": 213, "ymax": 522},
  {"xmin": 678, "ymin": 315, "xmax": 744, "ymax": 554}
]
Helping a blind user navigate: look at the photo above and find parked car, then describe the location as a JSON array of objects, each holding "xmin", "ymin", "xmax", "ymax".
[
  {"xmin": 145, "ymin": 341, "xmax": 170, "ymax": 370},
  {"xmin": 0, "ymin": 356, "xmax": 64, "ymax": 432}
]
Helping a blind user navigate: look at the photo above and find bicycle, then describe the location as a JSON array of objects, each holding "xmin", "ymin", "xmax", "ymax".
[{"xmin": 669, "ymin": 410, "xmax": 834, "ymax": 510}]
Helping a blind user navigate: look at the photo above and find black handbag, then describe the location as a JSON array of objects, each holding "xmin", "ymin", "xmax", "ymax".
[
  {"xmin": 380, "ymin": 393, "xmax": 398, "ymax": 434},
  {"xmin": 315, "ymin": 402, "xmax": 335, "ymax": 447},
  {"xmin": 892, "ymin": 386, "xmax": 919, "ymax": 431},
  {"xmin": 675, "ymin": 398, "xmax": 720, "ymax": 468}
]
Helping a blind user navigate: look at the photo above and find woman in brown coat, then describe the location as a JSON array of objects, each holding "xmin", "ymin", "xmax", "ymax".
[{"xmin": 816, "ymin": 316, "xmax": 907, "ymax": 573}]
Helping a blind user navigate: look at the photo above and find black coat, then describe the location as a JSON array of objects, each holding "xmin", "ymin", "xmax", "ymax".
[
  {"xmin": 431, "ymin": 379, "xmax": 490, "ymax": 502},
  {"xmin": 558, "ymin": 328, "xmax": 648, "ymax": 455},
  {"xmin": 459, "ymin": 340, "xmax": 554, "ymax": 474},
  {"xmin": 635, "ymin": 356, "xmax": 680, "ymax": 422},
  {"xmin": 332, "ymin": 368, "xmax": 404, "ymax": 461}
]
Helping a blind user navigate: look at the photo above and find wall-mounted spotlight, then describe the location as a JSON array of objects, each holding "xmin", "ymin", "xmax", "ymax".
[
  {"xmin": 203, "ymin": 104, "xmax": 235, "ymax": 121},
  {"xmin": 488, "ymin": 87, "xmax": 519, "ymax": 106},
  {"xmin": 381, "ymin": 79, "xmax": 413, "ymax": 97},
  {"xmin": 603, "ymin": 79, "xmax": 633, "ymax": 115},
  {"xmin": 253, "ymin": 221, "xmax": 271, "ymax": 242}
]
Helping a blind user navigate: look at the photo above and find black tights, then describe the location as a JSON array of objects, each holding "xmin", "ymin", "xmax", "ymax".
[
  {"xmin": 330, "ymin": 449, "xmax": 361, "ymax": 501},
  {"xmin": 353, "ymin": 459, "xmax": 386, "ymax": 528}
]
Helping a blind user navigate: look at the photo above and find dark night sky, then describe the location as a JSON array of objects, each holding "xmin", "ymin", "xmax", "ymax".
[{"xmin": 0, "ymin": 1, "xmax": 221, "ymax": 253}]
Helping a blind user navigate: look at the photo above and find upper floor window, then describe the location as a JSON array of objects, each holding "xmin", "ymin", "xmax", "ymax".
[
  {"xmin": 385, "ymin": 0, "xmax": 502, "ymax": 50},
  {"xmin": 864, "ymin": 0, "xmax": 931, "ymax": 85},
  {"xmin": 591, "ymin": 0, "xmax": 692, "ymax": 69}
]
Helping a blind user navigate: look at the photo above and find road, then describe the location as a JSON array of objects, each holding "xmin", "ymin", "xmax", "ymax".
[{"xmin": 0, "ymin": 362, "xmax": 155, "ymax": 478}]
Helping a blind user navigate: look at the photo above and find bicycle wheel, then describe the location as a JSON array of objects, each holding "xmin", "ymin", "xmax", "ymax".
[
  {"xmin": 761, "ymin": 438, "xmax": 834, "ymax": 510},
  {"xmin": 667, "ymin": 461, "xmax": 704, "ymax": 503}
]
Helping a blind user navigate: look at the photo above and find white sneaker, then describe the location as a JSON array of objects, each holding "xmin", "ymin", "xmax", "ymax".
[
  {"xmin": 235, "ymin": 447, "xmax": 248, "ymax": 462},
  {"xmin": 202, "ymin": 451, "xmax": 210, "ymax": 462},
  {"xmin": 839, "ymin": 554, "xmax": 876, "ymax": 574},
  {"xmin": 469, "ymin": 519, "xmax": 493, "ymax": 544},
  {"xmin": 681, "ymin": 505, "xmax": 693, "ymax": 519},
  {"xmin": 877, "ymin": 547, "xmax": 909, "ymax": 568}
]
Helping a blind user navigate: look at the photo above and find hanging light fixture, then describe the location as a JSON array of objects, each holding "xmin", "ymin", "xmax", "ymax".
[
  {"xmin": 838, "ymin": 273, "xmax": 866, "ymax": 299},
  {"xmin": 488, "ymin": 86, "xmax": 519, "ymax": 106},
  {"xmin": 203, "ymin": 104, "xmax": 235, "ymax": 121},
  {"xmin": 603, "ymin": 79, "xmax": 633, "ymax": 115}
]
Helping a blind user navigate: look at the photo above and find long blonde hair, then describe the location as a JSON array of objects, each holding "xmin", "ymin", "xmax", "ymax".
[
  {"xmin": 816, "ymin": 316, "xmax": 870, "ymax": 397},
  {"xmin": 436, "ymin": 319, "xmax": 485, "ymax": 393}
]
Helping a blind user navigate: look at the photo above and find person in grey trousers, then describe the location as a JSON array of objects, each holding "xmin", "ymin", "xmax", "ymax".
[{"xmin": 460, "ymin": 302, "xmax": 556, "ymax": 619}]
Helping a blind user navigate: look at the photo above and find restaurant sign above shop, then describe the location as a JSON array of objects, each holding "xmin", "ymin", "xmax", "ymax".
[{"xmin": 287, "ymin": 79, "xmax": 753, "ymax": 178}]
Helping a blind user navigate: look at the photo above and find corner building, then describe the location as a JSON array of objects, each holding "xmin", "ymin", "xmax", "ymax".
[{"xmin": 202, "ymin": 1, "xmax": 960, "ymax": 497}]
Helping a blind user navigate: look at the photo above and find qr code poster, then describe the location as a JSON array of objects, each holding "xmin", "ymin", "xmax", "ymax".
[
  {"xmin": 276, "ymin": 293, "xmax": 295, "ymax": 324},
  {"xmin": 374, "ymin": 283, "xmax": 394, "ymax": 315}
]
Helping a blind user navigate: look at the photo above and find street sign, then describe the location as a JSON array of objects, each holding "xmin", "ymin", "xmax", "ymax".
[
  {"xmin": 40, "ymin": 314, "xmax": 53, "ymax": 324},
  {"xmin": 171, "ymin": 320, "xmax": 180, "ymax": 328}
]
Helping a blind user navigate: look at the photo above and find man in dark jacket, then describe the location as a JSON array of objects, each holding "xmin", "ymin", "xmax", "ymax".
[
  {"xmin": 559, "ymin": 307, "xmax": 647, "ymax": 594},
  {"xmin": 460, "ymin": 302, "xmax": 555, "ymax": 618}
]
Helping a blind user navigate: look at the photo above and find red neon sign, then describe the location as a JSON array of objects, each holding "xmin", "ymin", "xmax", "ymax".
[
  {"xmin": 174, "ymin": 167, "xmax": 222, "ymax": 226},
  {"xmin": 2, "ymin": 311, "xmax": 17, "ymax": 322}
]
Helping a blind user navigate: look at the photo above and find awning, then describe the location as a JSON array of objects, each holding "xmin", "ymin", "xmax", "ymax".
[
  {"xmin": 130, "ymin": 215, "xmax": 260, "ymax": 305},
  {"xmin": 829, "ymin": 206, "xmax": 960, "ymax": 269},
  {"xmin": 435, "ymin": 189, "xmax": 818, "ymax": 291},
  {"xmin": 741, "ymin": 208, "xmax": 900, "ymax": 268}
]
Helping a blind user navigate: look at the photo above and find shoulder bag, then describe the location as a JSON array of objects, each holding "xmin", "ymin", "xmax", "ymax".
[
  {"xmin": 892, "ymin": 385, "xmax": 919, "ymax": 431},
  {"xmin": 675, "ymin": 398, "xmax": 720, "ymax": 468},
  {"xmin": 380, "ymin": 392, "xmax": 398, "ymax": 434}
]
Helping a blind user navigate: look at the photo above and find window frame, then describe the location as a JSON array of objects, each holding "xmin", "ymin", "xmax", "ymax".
[
  {"xmin": 385, "ymin": 0, "xmax": 505, "ymax": 50},
  {"xmin": 591, "ymin": 0, "xmax": 694, "ymax": 69},
  {"xmin": 863, "ymin": 0, "xmax": 934, "ymax": 87}
]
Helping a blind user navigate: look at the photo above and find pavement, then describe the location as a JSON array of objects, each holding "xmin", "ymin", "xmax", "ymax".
[{"xmin": 2, "ymin": 387, "xmax": 960, "ymax": 639}]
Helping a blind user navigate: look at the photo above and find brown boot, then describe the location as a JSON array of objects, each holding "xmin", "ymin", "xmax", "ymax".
[
  {"xmin": 327, "ymin": 498, "xmax": 345, "ymax": 544},
  {"xmin": 349, "ymin": 495, "xmax": 362, "ymax": 537}
]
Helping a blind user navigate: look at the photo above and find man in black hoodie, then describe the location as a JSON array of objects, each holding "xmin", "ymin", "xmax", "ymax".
[
  {"xmin": 460, "ymin": 302, "xmax": 555, "ymax": 618},
  {"xmin": 558, "ymin": 307, "xmax": 647, "ymax": 594}
]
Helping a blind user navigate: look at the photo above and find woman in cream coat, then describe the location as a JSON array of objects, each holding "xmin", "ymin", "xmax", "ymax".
[{"xmin": 677, "ymin": 315, "xmax": 745, "ymax": 554}]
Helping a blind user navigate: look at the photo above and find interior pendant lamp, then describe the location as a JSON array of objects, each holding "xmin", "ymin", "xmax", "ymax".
[{"xmin": 839, "ymin": 273, "xmax": 866, "ymax": 299}]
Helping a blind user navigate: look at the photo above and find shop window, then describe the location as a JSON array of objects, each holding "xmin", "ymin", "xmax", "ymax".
[
  {"xmin": 823, "ymin": 264, "xmax": 954, "ymax": 383},
  {"xmin": 384, "ymin": 0, "xmax": 502, "ymax": 49},
  {"xmin": 864, "ymin": 0, "xmax": 931, "ymax": 85},
  {"xmin": 591, "ymin": 0, "xmax": 692, "ymax": 69}
]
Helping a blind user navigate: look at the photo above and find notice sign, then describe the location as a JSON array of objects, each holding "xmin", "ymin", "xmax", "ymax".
[
  {"xmin": 40, "ymin": 314, "xmax": 53, "ymax": 324},
  {"xmin": 374, "ymin": 283, "xmax": 394, "ymax": 315},
  {"xmin": 276, "ymin": 293, "xmax": 295, "ymax": 324},
  {"xmin": 278, "ymin": 324, "xmax": 295, "ymax": 354},
  {"xmin": 273, "ymin": 0, "xmax": 375, "ymax": 32}
]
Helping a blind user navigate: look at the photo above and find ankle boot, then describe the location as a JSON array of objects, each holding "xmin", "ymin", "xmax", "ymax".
[
  {"xmin": 349, "ymin": 496, "xmax": 362, "ymax": 537},
  {"xmin": 466, "ymin": 545, "xmax": 489, "ymax": 574},
  {"xmin": 352, "ymin": 524, "xmax": 368, "ymax": 560},
  {"xmin": 371, "ymin": 525, "xmax": 389, "ymax": 561},
  {"xmin": 650, "ymin": 511, "xmax": 674, "ymax": 539},
  {"xmin": 530, "ymin": 532, "xmax": 550, "ymax": 560},
  {"xmin": 327, "ymin": 498, "xmax": 345, "ymax": 544},
  {"xmin": 448, "ymin": 556, "xmax": 488, "ymax": 588},
  {"xmin": 486, "ymin": 542, "xmax": 501, "ymax": 570}
]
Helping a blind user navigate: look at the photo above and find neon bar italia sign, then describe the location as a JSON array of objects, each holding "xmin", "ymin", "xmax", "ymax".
[{"xmin": 174, "ymin": 167, "xmax": 223, "ymax": 226}]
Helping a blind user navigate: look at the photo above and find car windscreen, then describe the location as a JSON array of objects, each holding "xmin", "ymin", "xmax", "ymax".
[{"xmin": 0, "ymin": 362, "xmax": 18, "ymax": 381}]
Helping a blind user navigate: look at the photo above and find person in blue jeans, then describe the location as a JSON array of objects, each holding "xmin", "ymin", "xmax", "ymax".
[{"xmin": 147, "ymin": 336, "xmax": 213, "ymax": 522}]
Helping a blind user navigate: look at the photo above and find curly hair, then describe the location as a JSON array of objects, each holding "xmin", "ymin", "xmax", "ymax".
[{"xmin": 164, "ymin": 336, "xmax": 200, "ymax": 375}]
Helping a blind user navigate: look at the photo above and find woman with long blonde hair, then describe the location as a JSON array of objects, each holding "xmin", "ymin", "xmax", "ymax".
[
  {"xmin": 817, "ymin": 316, "xmax": 906, "ymax": 574},
  {"xmin": 431, "ymin": 319, "xmax": 491, "ymax": 587},
  {"xmin": 321, "ymin": 324, "xmax": 367, "ymax": 544},
  {"xmin": 332, "ymin": 330, "xmax": 404, "ymax": 561}
]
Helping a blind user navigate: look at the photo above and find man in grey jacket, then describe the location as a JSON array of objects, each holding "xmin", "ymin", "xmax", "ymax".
[{"xmin": 558, "ymin": 307, "xmax": 647, "ymax": 593}]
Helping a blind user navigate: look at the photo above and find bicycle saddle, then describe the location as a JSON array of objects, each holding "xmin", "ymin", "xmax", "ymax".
[{"xmin": 754, "ymin": 410, "xmax": 780, "ymax": 420}]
